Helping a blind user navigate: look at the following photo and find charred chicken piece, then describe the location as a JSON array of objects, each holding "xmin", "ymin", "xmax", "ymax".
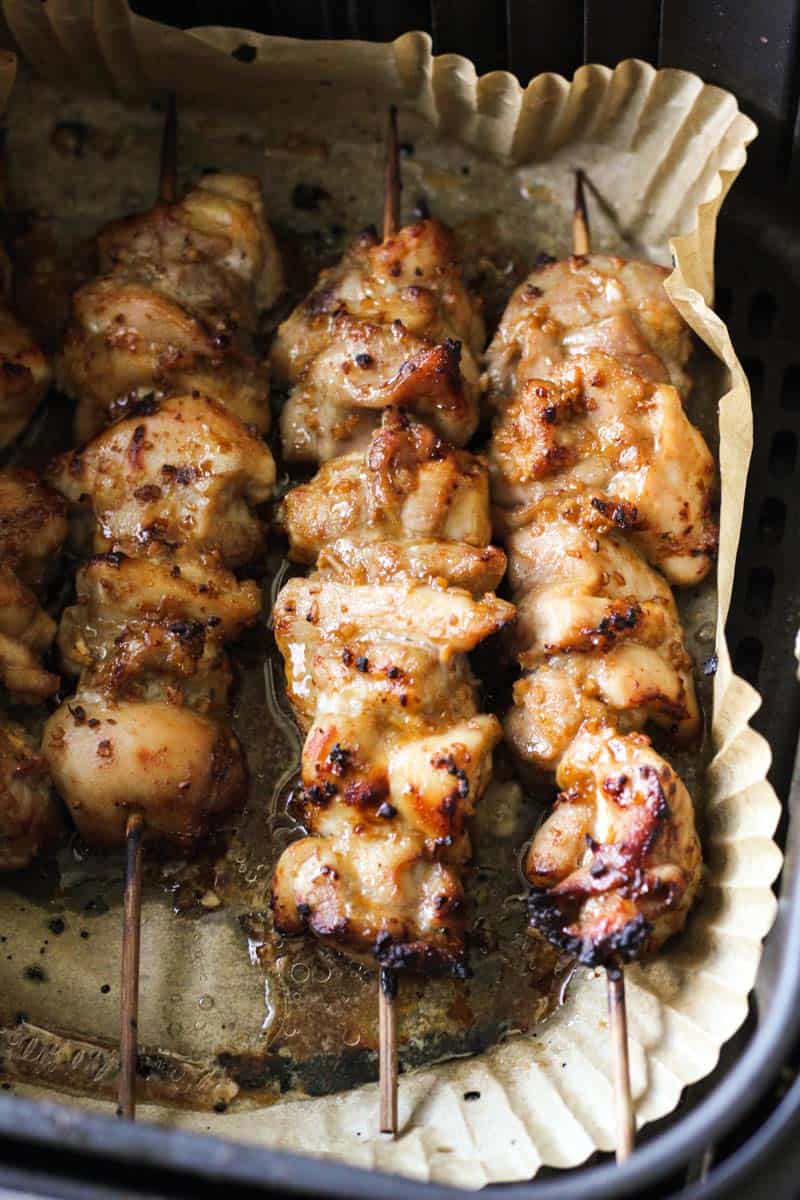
[
  {"xmin": 0, "ymin": 721, "xmax": 61, "ymax": 871},
  {"xmin": 57, "ymin": 172, "xmax": 283, "ymax": 442},
  {"xmin": 500, "ymin": 495, "xmax": 700, "ymax": 775},
  {"xmin": 526, "ymin": 720, "xmax": 701, "ymax": 966},
  {"xmin": 488, "ymin": 354, "xmax": 717, "ymax": 587},
  {"xmin": 0, "ymin": 470, "xmax": 67, "ymax": 868},
  {"xmin": 271, "ymin": 410, "xmax": 513, "ymax": 974},
  {"xmin": 272, "ymin": 221, "xmax": 485, "ymax": 462},
  {"xmin": 485, "ymin": 254, "xmax": 692, "ymax": 403},
  {"xmin": 0, "ymin": 468, "xmax": 67, "ymax": 593},
  {"xmin": 0, "ymin": 295, "xmax": 51, "ymax": 448},
  {"xmin": 49, "ymin": 393, "xmax": 275, "ymax": 568}
]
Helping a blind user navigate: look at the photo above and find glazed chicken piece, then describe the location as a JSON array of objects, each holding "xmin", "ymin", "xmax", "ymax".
[
  {"xmin": 0, "ymin": 722, "xmax": 61, "ymax": 871},
  {"xmin": 485, "ymin": 254, "xmax": 692, "ymax": 403},
  {"xmin": 501, "ymin": 496, "xmax": 700, "ymax": 775},
  {"xmin": 489, "ymin": 353, "xmax": 717, "ymax": 586},
  {"xmin": 279, "ymin": 408, "xmax": 504, "ymax": 593},
  {"xmin": 0, "ymin": 300, "xmax": 51, "ymax": 448},
  {"xmin": 271, "ymin": 411, "xmax": 513, "ymax": 974},
  {"xmin": 272, "ymin": 220, "xmax": 485, "ymax": 463},
  {"xmin": 57, "ymin": 172, "xmax": 283, "ymax": 442},
  {"xmin": 44, "ymin": 396, "xmax": 272, "ymax": 850},
  {"xmin": 0, "ymin": 470, "xmax": 67, "ymax": 869},
  {"xmin": 526, "ymin": 720, "xmax": 702, "ymax": 965},
  {"xmin": 0, "ymin": 468, "xmax": 67, "ymax": 592},
  {"xmin": 49, "ymin": 393, "xmax": 275, "ymax": 568}
]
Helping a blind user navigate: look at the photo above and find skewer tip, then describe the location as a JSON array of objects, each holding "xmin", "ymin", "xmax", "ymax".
[
  {"xmin": 378, "ymin": 965, "xmax": 399, "ymax": 1136},
  {"xmin": 383, "ymin": 105, "xmax": 402, "ymax": 241},
  {"xmin": 606, "ymin": 963, "xmax": 635, "ymax": 1163},
  {"xmin": 572, "ymin": 167, "xmax": 591, "ymax": 257}
]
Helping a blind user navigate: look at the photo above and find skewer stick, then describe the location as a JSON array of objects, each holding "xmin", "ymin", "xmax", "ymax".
[
  {"xmin": 383, "ymin": 105, "xmax": 401, "ymax": 240},
  {"xmin": 572, "ymin": 171, "xmax": 635, "ymax": 1160},
  {"xmin": 376, "ymin": 106, "xmax": 402, "ymax": 1136},
  {"xmin": 607, "ymin": 965, "xmax": 635, "ymax": 1162},
  {"xmin": 572, "ymin": 168, "xmax": 590, "ymax": 256},
  {"xmin": 118, "ymin": 811, "xmax": 144, "ymax": 1120},
  {"xmin": 158, "ymin": 91, "xmax": 177, "ymax": 205},
  {"xmin": 379, "ymin": 966, "xmax": 398, "ymax": 1134}
]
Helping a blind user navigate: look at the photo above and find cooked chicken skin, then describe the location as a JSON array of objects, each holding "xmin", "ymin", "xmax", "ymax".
[
  {"xmin": 49, "ymin": 393, "xmax": 275, "ymax": 569},
  {"xmin": 272, "ymin": 410, "xmax": 513, "ymax": 974},
  {"xmin": 485, "ymin": 254, "xmax": 692, "ymax": 402},
  {"xmin": 273, "ymin": 221, "xmax": 485, "ymax": 462},
  {"xmin": 57, "ymin": 172, "xmax": 283, "ymax": 442},
  {"xmin": 488, "ymin": 249, "xmax": 705, "ymax": 964},
  {"xmin": 526, "ymin": 721, "xmax": 702, "ymax": 965},
  {"xmin": 501, "ymin": 496, "xmax": 700, "ymax": 775}
]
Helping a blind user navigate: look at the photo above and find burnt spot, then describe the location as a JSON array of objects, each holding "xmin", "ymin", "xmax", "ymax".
[
  {"xmin": 528, "ymin": 890, "xmax": 651, "ymax": 966},
  {"xmin": 432, "ymin": 753, "xmax": 470, "ymax": 799},
  {"xmin": 127, "ymin": 424, "xmax": 147, "ymax": 469},
  {"xmin": 129, "ymin": 395, "xmax": 159, "ymax": 418},
  {"xmin": 341, "ymin": 648, "xmax": 353, "ymax": 666},
  {"xmin": 591, "ymin": 496, "xmax": 640, "ymax": 530},
  {"xmin": 376, "ymin": 802, "xmax": 397, "ymax": 819},
  {"xmin": 68, "ymin": 705, "xmax": 86, "ymax": 725},
  {"xmin": 327, "ymin": 743, "xmax": 350, "ymax": 775},
  {"xmin": 354, "ymin": 656, "xmax": 369, "ymax": 673},
  {"xmin": 133, "ymin": 484, "xmax": 162, "ymax": 502},
  {"xmin": 355, "ymin": 353, "xmax": 373, "ymax": 368},
  {"xmin": 94, "ymin": 550, "xmax": 127, "ymax": 567},
  {"xmin": 96, "ymin": 740, "xmax": 113, "ymax": 759}
]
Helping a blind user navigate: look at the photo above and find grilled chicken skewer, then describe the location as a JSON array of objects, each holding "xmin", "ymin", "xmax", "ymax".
[
  {"xmin": 487, "ymin": 171, "xmax": 708, "ymax": 1162},
  {"xmin": 43, "ymin": 98, "xmax": 280, "ymax": 1119},
  {"xmin": 270, "ymin": 109, "xmax": 513, "ymax": 1134}
]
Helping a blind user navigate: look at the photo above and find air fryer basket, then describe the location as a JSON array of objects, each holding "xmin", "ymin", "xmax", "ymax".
[{"xmin": 0, "ymin": 2, "xmax": 799, "ymax": 1196}]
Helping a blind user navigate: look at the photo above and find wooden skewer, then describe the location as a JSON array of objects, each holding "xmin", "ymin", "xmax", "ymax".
[
  {"xmin": 379, "ymin": 966, "xmax": 398, "ymax": 1134},
  {"xmin": 572, "ymin": 167, "xmax": 590, "ymax": 257},
  {"xmin": 118, "ymin": 811, "xmax": 144, "ymax": 1119},
  {"xmin": 383, "ymin": 105, "xmax": 401, "ymax": 241},
  {"xmin": 375, "ymin": 106, "xmax": 403, "ymax": 1137},
  {"xmin": 607, "ymin": 965, "xmax": 635, "ymax": 1162},
  {"xmin": 158, "ymin": 91, "xmax": 177, "ymax": 205},
  {"xmin": 572, "ymin": 169, "xmax": 635, "ymax": 1161},
  {"xmin": 118, "ymin": 99, "xmax": 180, "ymax": 1120}
]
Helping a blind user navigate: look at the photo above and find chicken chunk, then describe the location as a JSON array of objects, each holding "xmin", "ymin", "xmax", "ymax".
[
  {"xmin": 525, "ymin": 720, "xmax": 702, "ymax": 965},
  {"xmin": 0, "ymin": 722, "xmax": 61, "ymax": 871},
  {"xmin": 0, "ymin": 304, "xmax": 51, "ymax": 448},
  {"xmin": 499, "ymin": 496, "xmax": 699, "ymax": 774},
  {"xmin": 485, "ymin": 254, "xmax": 692, "ymax": 403},
  {"xmin": 489, "ymin": 354, "xmax": 717, "ymax": 586},
  {"xmin": 0, "ymin": 469, "xmax": 68, "ymax": 593},
  {"xmin": 280, "ymin": 408, "xmax": 492, "ymax": 561},
  {"xmin": 273, "ymin": 221, "xmax": 484, "ymax": 462},
  {"xmin": 43, "ymin": 697, "xmax": 246, "ymax": 850},
  {"xmin": 57, "ymin": 173, "xmax": 282, "ymax": 441},
  {"xmin": 49, "ymin": 393, "xmax": 275, "ymax": 568}
]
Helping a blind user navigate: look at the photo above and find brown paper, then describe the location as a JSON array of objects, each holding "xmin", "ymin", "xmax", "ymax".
[{"xmin": 0, "ymin": 8, "xmax": 781, "ymax": 1186}]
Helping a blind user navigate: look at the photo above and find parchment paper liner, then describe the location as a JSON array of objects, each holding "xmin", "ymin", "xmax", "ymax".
[{"xmin": 0, "ymin": 8, "xmax": 782, "ymax": 1186}]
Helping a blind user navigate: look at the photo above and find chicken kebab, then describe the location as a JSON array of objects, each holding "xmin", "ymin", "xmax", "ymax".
[
  {"xmin": 40, "ymin": 98, "xmax": 282, "ymax": 1118},
  {"xmin": 485, "ymin": 175, "xmax": 711, "ymax": 1159},
  {"xmin": 269, "ymin": 110, "xmax": 514, "ymax": 1133}
]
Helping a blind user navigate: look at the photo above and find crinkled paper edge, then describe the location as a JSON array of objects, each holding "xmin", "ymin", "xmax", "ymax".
[{"xmin": 0, "ymin": 5, "xmax": 781, "ymax": 1186}]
